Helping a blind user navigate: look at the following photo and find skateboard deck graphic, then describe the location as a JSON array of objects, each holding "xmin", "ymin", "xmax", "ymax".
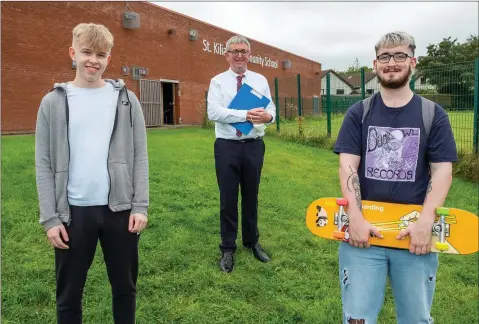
[{"xmin": 306, "ymin": 197, "xmax": 479, "ymax": 255}]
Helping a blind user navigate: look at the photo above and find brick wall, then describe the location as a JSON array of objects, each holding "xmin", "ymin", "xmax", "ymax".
[{"xmin": 1, "ymin": 1, "xmax": 322, "ymax": 133}]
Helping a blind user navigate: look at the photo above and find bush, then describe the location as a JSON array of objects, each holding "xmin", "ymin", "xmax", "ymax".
[
  {"xmin": 266, "ymin": 128, "xmax": 336, "ymax": 151},
  {"xmin": 453, "ymin": 152, "xmax": 479, "ymax": 183},
  {"xmin": 197, "ymin": 103, "xmax": 214, "ymax": 129}
]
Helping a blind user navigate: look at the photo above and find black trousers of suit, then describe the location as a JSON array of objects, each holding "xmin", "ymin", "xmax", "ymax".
[
  {"xmin": 214, "ymin": 137, "xmax": 265, "ymax": 252},
  {"xmin": 54, "ymin": 205, "xmax": 139, "ymax": 324}
]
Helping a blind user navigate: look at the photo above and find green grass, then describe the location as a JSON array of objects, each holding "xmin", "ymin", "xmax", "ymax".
[
  {"xmin": 279, "ymin": 111, "xmax": 476, "ymax": 154},
  {"xmin": 1, "ymin": 128, "xmax": 478, "ymax": 323}
]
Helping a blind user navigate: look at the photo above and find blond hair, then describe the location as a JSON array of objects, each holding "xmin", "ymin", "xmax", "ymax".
[
  {"xmin": 72, "ymin": 23, "xmax": 114, "ymax": 52},
  {"xmin": 375, "ymin": 31, "xmax": 416, "ymax": 56}
]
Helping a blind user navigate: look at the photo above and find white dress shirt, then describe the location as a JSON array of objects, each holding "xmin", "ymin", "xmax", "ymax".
[{"xmin": 207, "ymin": 68, "xmax": 276, "ymax": 139}]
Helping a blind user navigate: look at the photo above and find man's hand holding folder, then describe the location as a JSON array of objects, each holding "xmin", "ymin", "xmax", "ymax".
[
  {"xmin": 229, "ymin": 83, "xmax": 272, "ymax": 134},
  {"xmin": 246, "ymin": 108, "xmax": 272, "ymax": 124}
]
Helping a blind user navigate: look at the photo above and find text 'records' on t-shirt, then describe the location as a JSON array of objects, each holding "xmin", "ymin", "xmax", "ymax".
[{"xmin": 333, "ymin": 93, "xmax": 458, "ymax": 205}]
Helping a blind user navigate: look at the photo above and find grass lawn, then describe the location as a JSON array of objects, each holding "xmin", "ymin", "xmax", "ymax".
[
  {"xmin": 1, "ymin": 128, "xmax": 478, "ymax": 323},
  {"xmin": 279, "ymin": 111, "xmax": 476, "ymax": 154}
]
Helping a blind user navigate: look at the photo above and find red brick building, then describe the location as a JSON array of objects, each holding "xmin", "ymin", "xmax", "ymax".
[{"xmin": 1, "ymin": 1, "xmax": 322, "ymax": 134}]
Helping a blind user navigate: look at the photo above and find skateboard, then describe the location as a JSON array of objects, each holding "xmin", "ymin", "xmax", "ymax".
[{"xmin": 306, "ymin": 197, "xmax": 479, "ymax": 255}]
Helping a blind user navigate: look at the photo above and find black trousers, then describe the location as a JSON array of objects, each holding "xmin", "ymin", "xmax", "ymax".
[
  {"xmin": 214, "ymin": 138, "xmax": 265, "ymax": 252},
  {"xmin": 55, "ymin": 205, "xmax": 139, "ymax": 324}
]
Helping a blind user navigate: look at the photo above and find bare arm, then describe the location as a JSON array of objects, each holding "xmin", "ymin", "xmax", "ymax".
[
  {"xmin": 339, "ymin": 153, "xmax": 362, "ymax": 218},
  {"xmin": 339, "ymin": 153, "xmax": 382, "ymax": 246},
  {"xmin": 396, "ymin": 162, "xmax": 453, "ymax": 254},
  {"xmin": 421, "ymin": 162, "xmax": 453, "ymax": 222}
]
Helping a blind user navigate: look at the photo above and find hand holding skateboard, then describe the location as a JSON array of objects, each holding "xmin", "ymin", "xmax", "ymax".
[{"xmin": 306, "ymin": 197, "xmax": 478, "ymax": 255}]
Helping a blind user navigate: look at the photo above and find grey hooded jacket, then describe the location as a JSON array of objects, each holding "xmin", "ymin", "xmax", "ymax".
[{"xmin": 35, "ymin": 79, "xmax": 149, "ymax": 231}]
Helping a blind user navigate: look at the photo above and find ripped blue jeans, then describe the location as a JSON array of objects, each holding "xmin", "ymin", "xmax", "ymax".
[{"xmin": 339, "ymin": 242, "xmax": 438, "ymax": 324}]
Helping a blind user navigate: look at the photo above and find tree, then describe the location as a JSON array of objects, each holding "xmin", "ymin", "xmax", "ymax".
[
  {"xmin": 415, "ymin": 35, "xmax": 478, "ymax": 109},
  {"xmin": 416, "ymin": 35, "xmax": 478, "ymax": 68},
  {"xmin": 338, "ymin": 66, "xmax": 373, "ymax": 75}
]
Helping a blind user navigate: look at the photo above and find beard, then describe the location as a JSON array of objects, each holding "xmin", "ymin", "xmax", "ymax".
[{"xmin": 377, "ymin": 65, "xmax": 412, "ymax": 89}]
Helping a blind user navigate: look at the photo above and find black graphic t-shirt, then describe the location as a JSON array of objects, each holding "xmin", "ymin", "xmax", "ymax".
[{"xmin": 333, "ymin": 93, "xmax": 458, "ymax": 205}]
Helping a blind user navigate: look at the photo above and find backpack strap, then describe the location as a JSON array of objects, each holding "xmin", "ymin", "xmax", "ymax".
[
  {"xmin": 362, "ymin": 94, "xmax": 435, "ymax": 138},
  {"xmin": 420, "ymin": 96, "xmax": 435, "ymax": 139},
  {"xmin": 361, "ymin": 93, "xmax": 377, "ymax": 123}
]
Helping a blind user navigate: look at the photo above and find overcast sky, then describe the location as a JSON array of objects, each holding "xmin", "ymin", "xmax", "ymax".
[{"xmin": 153, "ymin": 1, "xmax": 478, "ymax": 71}]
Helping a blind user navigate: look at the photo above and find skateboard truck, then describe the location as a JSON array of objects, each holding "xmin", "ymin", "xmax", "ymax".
[
  {"xmin": 333, "ymin": 198, "xmax": 348, "ymax": 239},
  {"xmin": 434, "ymin": 207, "xmax": 450, "ymax": 252}
]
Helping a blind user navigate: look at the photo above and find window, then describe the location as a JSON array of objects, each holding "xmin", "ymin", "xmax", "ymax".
[
  {"xmin": 367, "ymin": 89, "xmax": 374, "ymax": 95},
  {"xmin": 336, "ymin": 89, "xmax": 345, "ymax": 95},
  {"xmin": 132, "ymin": 67, "xmax": 141, "ymax": 80}
]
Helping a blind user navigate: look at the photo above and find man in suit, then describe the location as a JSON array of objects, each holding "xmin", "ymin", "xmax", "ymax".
[{"xmin": 207, "ymin": 35, "xmax": 276, "ymax": 273}]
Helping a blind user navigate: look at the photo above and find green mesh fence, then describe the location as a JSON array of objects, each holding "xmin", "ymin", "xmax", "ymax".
[
  {"xmin": 274, "ymin": 60, "xmax": 479, "ymax": 155},
  {"xmin": 275, "ymin": 74, "xmax": 323, "ymax": 136},
  {"xmin": 276, "ymin": 75, "xmax": 299, "ymax": 120},
  {"xmin": 415, "ymin": 61, "xmax": 476, "ymax": 153}
]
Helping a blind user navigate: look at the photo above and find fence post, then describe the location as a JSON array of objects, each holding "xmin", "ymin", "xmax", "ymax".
[
  {"xmin": 275, "ymin": 77, "xmax": 280, "ymax": 132},
  {"xmin": 326, "ymin": 73, "xmax": 331, "ymax": 137},
  {"xmin": 297, "ymin": 74, "xmax": 302, "ymax": 116},
  {"xmin": 361, "ymin": 67, "xmax": 366, "ymax": 99},
  {"xmin": 205, "ymin": 90, "xmax": 208, "ymax": 111},
  {"xmin": 474, "ymin": 57, "xmax": 479, "ymax": 154}
]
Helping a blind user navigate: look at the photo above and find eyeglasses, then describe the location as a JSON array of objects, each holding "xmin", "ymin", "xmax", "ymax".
[
  {"xmin": 227, "ymin": 50, "xmax": 250, "ymax": 57},
  {"xmin": 376, "ymin": 52, "xmax": 412, "ymax": 63}
]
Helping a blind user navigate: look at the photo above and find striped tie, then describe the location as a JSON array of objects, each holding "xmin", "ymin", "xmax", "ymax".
[{"xmin": 236, "ymin": 75, "xmax": 244, "ymax": 137}]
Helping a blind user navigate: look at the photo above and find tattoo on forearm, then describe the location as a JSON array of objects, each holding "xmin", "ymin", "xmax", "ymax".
[
  {"xmin": 424, "ymin": 181, "xmax": 432, "ymax": 202},
  {"xmin": 347, "ymin": 166, "xmax": 362, "ymax": 211}
]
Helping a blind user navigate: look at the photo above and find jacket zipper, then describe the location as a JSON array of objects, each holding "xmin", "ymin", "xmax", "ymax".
[
  {"xmin": 63, "ymin": 89, "xmax": 72, "ymax": 227},
  {"xmin": 62, "ymin": 84, "xmax": 122, "ymax": 219},
  {"xmin": 107, "ymin": 89, "xmax": 121, "ymax": 209}
]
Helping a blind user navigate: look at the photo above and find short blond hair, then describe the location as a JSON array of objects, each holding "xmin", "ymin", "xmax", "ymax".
[
  {"xmin": 375, "ymin": 31, "xmax": 416, "ymax": 56},
  {"xmin": 72, "ymin": 23, "xmax": 114, "ymax": 52}
]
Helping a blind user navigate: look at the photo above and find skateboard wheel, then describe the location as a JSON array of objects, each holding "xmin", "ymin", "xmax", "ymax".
[
  {"xmin": 333, "ymin": 231, "xmax": 345, "ymax": 239},
  {"xmin": 435, "ymin": 207, "xmax": 450, "ymax": 216},
  {"xmin": 336, "ymin": 198, "xmax": 348, "ymax": 206},
  {"xmin": 435, "ymin": 242, "xmax": 449, "ymax": 252}
]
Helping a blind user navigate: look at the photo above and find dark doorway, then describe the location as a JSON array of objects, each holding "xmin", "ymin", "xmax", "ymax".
[{"xmin": 162, "ymin": 83, "xmax": 174, "ymax": 125}]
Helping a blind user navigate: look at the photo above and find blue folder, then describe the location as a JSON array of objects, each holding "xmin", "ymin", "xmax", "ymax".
[{"xmin": 228, "ymin": 83, "xmax": 271, "ymax": 135}]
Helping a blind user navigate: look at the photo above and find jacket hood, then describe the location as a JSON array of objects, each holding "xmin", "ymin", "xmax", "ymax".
[
  {"xmin": 50, "ymin": 78, "xmax": 132, "ymax": 127},
  {"xmin": 53, "ymin": 79, "xmax": 126, "ymax": 91}
]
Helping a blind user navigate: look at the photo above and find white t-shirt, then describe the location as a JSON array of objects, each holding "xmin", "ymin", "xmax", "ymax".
[{"xmin": 66, "ymin": 82, "xmax": 119, "ymax": 206}]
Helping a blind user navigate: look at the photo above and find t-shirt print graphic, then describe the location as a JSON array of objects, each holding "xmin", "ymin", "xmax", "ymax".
[{"xmin": 365, "ymin": 126, "xmax": 420, "ymax": 182}]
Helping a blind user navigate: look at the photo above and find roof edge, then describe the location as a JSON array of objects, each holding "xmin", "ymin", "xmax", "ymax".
[{"xmin": 143, "ymin": 2, "xmax": 321, "ymax": 66}]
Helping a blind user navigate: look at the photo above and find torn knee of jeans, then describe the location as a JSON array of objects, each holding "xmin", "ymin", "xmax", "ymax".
[
  {"xmin": 342, "ymin": 268, "xmax": 348, "ymax": 285},
  {"xmin": 346, "ymin": 316, "xmax": 366, "ymax": 324}
]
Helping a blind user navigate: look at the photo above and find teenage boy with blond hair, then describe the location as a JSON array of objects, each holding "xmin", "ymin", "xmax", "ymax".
[{"xmin": 35, "ymin": 23, "xmax": 149, "ymax": 324}]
